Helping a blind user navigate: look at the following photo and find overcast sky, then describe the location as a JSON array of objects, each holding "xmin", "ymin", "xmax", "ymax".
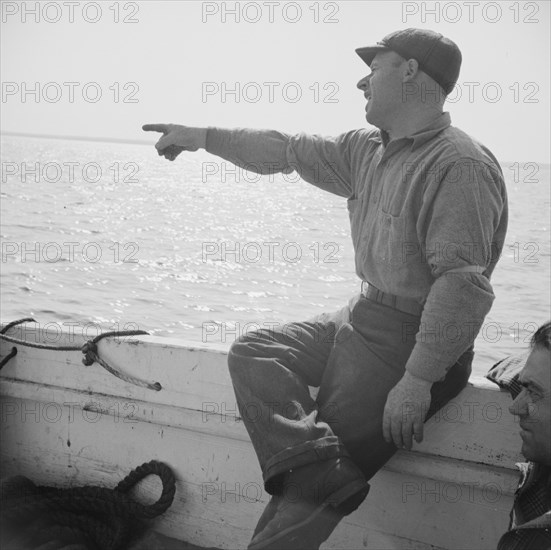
[{"xmin": 1, "ymin": 0, "xmax": 550, "ymax": 162}]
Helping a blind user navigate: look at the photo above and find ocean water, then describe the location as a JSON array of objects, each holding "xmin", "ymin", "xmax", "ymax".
[{"xmin": 1, "ymin": 135, "xmax": 549, "ymax": 378}]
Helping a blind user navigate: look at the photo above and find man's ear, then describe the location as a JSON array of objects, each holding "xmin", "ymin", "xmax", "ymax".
[{"xmin": 403, "ymin": 58, "xmax": 419, "ymax": 81}]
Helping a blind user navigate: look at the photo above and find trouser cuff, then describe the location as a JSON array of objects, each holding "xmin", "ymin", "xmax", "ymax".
[{"xmin": 263, "ymin": 436, "xmax": 350, "ymax": 494}]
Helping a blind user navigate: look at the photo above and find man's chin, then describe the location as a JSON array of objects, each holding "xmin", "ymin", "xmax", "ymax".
[
  {"xmin": 520, "ymin": 434, "xmax": 533, "ymax": 459},
  {"xmin": 364, "ymin": 111, "xmax": 378, "ymax": 127},
  {"xmin": 520, "ymin": 439, "xmax": 546, "ymax": 463}
]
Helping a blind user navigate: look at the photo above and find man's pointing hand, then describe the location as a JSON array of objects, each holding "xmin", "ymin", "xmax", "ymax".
[{"xmin": 142, "ymin": 124, "xmax": 207, "ymax": 161}]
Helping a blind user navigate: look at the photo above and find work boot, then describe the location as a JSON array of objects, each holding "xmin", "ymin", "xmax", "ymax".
[
  {"xmin": 252, "ymin": 495, "xmax": 282, "ymax": 539},
  {"xmin": 248, "ymin": 457, "xmax": 369, "ymax": 550}
]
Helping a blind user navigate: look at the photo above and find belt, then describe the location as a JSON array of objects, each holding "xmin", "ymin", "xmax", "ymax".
[{"xmin": 361, "ymin": 282, "xmax": 423, "ymax": 317}]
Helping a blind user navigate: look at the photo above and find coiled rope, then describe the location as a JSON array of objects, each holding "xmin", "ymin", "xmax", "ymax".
[
  {"xmin": 0, "ymin": 460, "xmax": 176, "ymax": 550},
  {"xmin": 0, "ymin": 318, "xmax": 161, "ymax": 390}
]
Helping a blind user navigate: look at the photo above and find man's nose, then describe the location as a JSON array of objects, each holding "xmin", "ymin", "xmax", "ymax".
[
  {"xmin": 357, "ymin": 75, "xmax": 370, "ymax": 91},
  {"xmin": 509, "ymin": 391, "xmax": 528, "ymax": 417}
]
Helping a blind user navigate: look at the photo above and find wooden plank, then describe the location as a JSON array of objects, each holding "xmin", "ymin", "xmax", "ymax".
[
  {"xmin": 415, "ymin": 385, "xmax": 523, "ymax": 468},
  {"xmin": 0, "ymin": 378, "xmax": 249, "ymax": 442}
]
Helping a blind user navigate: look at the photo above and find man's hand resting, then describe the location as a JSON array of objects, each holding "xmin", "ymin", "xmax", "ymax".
[
  {"xmin": 382, "ymin": 371, "xmax": 432, "ymax": 450},
  {"xmin": 142, "ymin": 124, "xmax": 207, "ymax": 161}
]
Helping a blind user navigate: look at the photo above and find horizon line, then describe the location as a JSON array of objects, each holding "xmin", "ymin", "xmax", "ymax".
[{"xmin": 1, "ymin": 130, "xmax": 151, "ymax": 147}]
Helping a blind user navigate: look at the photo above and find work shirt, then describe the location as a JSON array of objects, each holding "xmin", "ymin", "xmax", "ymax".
[
  {"xmin": 497, "ymin": 461, "xmax": 551, "ymax": 550},
  {"xmin": 206, "ymin": 113, "xmax": 508, "ymax": 382}
]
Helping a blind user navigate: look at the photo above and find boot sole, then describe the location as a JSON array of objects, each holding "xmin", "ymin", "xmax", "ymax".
[{"xmin": 248, "ymin": 480, "xmax": 370, "ymax": 550}]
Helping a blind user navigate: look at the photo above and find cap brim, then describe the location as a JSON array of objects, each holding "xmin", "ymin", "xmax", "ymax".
[{"xmin": 355, "ymin": 45, "xmax": 389, "ymax": 66}]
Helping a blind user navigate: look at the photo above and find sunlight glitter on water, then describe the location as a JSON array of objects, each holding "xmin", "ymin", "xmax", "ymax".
[{"xmin": 1, "ymin": 136, "xmax": 550, "ymax": 377}]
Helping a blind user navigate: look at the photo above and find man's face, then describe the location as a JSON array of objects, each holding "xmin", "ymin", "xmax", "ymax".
[
  {"xmin": 356, "ymin": 51, "xmax": 406, "ymax": 129},
  {"xmin": 509, "ymin": 346, "xmax": 551, "ymax": 465}
]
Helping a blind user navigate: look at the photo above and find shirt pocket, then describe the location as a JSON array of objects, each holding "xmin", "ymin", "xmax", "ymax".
[{"xmin": 375, "ymin": 209, "xmax": 407, "ymax": 268}]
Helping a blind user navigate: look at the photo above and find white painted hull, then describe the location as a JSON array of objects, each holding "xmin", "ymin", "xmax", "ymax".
[{"xmin": 0, "ymin": 324, "xmax": 521, "ymax": 549}]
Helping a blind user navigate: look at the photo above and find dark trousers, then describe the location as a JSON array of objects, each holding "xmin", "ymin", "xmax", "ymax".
[{"xmin": 228, "ymin": 293, "xmax": 473, "ymax": 493}]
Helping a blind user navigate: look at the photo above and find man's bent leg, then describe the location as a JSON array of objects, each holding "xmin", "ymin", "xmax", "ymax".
[
  {"xmin": 227, "ymin": 304, "xmax": 355, "ymax": 493},
  {"xmin": 227, "ymin": 301, "xmax": 370, "ymax": 548}
]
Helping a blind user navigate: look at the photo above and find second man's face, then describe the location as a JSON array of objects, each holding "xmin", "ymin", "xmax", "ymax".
[{"xmin": 509, "ymin": 346, "xmax": 551, "ymax": 465}]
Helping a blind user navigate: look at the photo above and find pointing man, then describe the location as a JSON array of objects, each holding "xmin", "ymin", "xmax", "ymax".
[{"xmin": 144, "ymin": 28, "xmax": 508, "ymax": 549}]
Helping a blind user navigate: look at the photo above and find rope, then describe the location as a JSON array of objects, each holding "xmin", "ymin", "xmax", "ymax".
[
  {"xmin": 0, "ymin": 319, "xmax": 161, "ymax": 390},
  {"xmin": 0, "ymin": 333, "xmax": 91, "ymax": 351},
  {"xmin": 1, "ymin": 460, "xmax": 176, "ymax": 550},
  {"xmin": 0, "ymin": 317, "xmax": 37, "ymax": 334},
  {"xmin": 0, "ymin": 318, "xmax": 34, "ymax": 371},
  {"xmin": 0, "ymin": 347, "xmax": 17, "ymax": 370},
  {"xmin": 80, "ymin": 333, "xmax": 161, "ymax": 391}
]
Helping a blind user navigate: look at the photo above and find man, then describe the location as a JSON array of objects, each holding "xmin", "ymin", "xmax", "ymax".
[
  {"xmin": 144, "ymin": 28, "xmax": 508, "ymax": 549},
  {"xmin": 487, "ymin": 322, "xmax": 551, "ymax": 549}
]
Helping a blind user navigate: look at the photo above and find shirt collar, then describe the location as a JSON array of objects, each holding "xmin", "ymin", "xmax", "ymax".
[
  {"xmin": 516, "ymin": 461, "xmax": 551, "ymax": 490},
  {"xmin": 410, "ymin": 112, "xmax": 451, "ymax": 150},
  {"xmin": 368, "ymin": 112, "xmax": 452, "ymax": 151}
]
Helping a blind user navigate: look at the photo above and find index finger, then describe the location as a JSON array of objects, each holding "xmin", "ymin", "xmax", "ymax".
[
  {"xmin": 413, "ymin": 419, "xmax": 424, "ymax": 444},
  {"xmin": 402, "ymin": 418, "xmax": 414, "ymax": 450},
  {"xmin": 390, "ymin": 417, "xmax": 403, "ymax": 449},
  {"xmin": 142, "ymin": 124, "xmax": 170, "ymax": 135}
]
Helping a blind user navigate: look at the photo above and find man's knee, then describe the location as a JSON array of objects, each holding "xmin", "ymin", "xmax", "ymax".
[
  {"xmin": 227, "ymin": 330, "xmax": 267, "ymax": 375},
  {"xmin": 227, "ymin": 335, "xmax": 250, "ymax": 372}
]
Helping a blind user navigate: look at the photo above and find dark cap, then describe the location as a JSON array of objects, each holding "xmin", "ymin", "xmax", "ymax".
[{"xmin": 355, "ymin": 28, "xmax": 462, "ymax": 95}]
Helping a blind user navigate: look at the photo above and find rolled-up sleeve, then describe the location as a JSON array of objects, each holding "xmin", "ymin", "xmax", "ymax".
[
  {"xmin": 423, "ymin": 158, "xmax": 505, "ymax": 277},
  {"xmin": 406, "ymin": 158, "xmax": 507, "ymax": 382}
]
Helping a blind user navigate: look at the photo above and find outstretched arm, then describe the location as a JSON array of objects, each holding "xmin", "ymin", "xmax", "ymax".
[{"xmin": 143, "ymin": 123, "xmax": 361, "ymax": 198}]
